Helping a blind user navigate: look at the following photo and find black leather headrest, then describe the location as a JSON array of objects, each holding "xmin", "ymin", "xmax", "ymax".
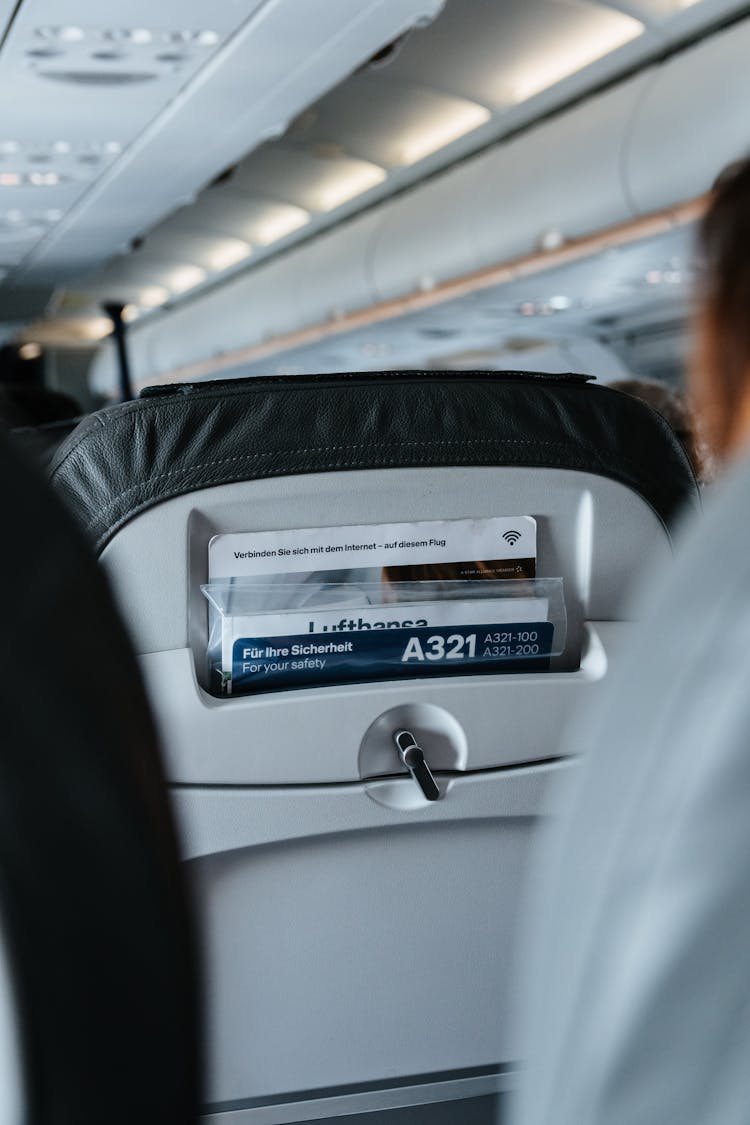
[
  {"xmin": 50, "ymin": 371, "xmax": 701, "ymax": 554},
  {"xmin": 0, "ymin": 432, "xmax": 201, "ymax": 1122}
]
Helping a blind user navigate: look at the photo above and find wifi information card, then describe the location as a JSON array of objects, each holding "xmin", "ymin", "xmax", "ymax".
[{"xmin": 207, "ymin": 515, "xmax": 544, "ymax": 692}]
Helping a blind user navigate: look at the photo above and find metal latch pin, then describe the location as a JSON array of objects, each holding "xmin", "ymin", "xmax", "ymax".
[{"xmin": 393, "ymin": 729, "xmax": 440, "ymax": 801}]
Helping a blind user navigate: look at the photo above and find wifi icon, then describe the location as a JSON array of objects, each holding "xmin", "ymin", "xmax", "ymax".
[{"xmin": 502, "ymin": 529, "xmax": 522, "ymax": 546}]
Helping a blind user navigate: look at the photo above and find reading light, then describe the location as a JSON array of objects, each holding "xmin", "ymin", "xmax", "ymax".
[
  {"xmin": 396, "ymin": 99, "xmax": 491, "ymax": 165},
  {"xmin": 36, "ymin": 26, "xmax": 86, "ymax": 42},
  {"xmin": 28, "ymin": 171, "xmax": 60, "ymax": 186},
  {"xmin": 509, "ymin": 13, "xmax": 643, "ymax": 103},
  {"xmin": 122, "ymin": 304, "xmax": 139, "ymax": 322},
  {"xmin": 251, "ymin": 203, "xmax": 311, "ymax": 245},
  {"xmin": 168, "ymin": 29, "xmax": 219, "ymax": 45},
  {"xmin": 0, "ymin": 173, "xmax": 21, "ymax": 186},
  {"xmin": 167, "ymin": 265, "xmax": 207, "ymax": 294},
  {"xmin": 19, "ymin": 342, "xmax": 42, "ymax": 360},
  {"xmin": 208, "ymin": 238, "xmax": 252, "ymax": 271},
  {"xmin": 313, "ymin": 159, "xmax": 387, "ymax": 212}
]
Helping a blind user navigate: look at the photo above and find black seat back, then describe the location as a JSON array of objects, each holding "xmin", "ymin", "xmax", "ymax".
[{"xmin": 0, "ymin": 432, "xmax": 201, "ymax": 1123}]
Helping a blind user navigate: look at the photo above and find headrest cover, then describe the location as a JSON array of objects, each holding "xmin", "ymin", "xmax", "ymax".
[
  {"xmin": 51, "ymin": 371, "xmax": 700, "ymax": 553},
  {"xmin": 0, "ymin": 433, "xmax": 201, "ymax": 1122}
]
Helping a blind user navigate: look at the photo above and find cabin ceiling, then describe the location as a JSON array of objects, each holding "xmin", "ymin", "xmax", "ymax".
[{"xmin": 0, "ymin": 0, "xmax": 744, "ymax": 357}]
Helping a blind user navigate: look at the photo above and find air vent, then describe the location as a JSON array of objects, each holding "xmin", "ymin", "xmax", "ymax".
[
  {"xmin": 419, "ymin": 327, "xmax": 460, "ymax": 339},
  {"xmin": 37, "ymin": 70, "xmax": 158, "ymax": 85}
]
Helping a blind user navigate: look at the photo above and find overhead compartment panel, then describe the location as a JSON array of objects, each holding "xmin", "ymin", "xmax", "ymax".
[
  {"xmin": 370, "ymin": 159, "xmax": 483, "ymax": 301},
  {"xmin": 469, "ymin": 73, "xmax": 648, "ymax": 268},
  {"xmin": 14, "ymin": 0, "xmax": 446, "ymax": 283},
  {"xmin": 625, "ymin": 20, "xmax": 750, "ymax": 214}
]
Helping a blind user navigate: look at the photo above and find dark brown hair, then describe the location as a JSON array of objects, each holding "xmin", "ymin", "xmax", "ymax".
[
  {"xmin": 609, "ymin": 377, "xmax": 713, "ymax": 484},
  {"xmin": 695, "ymin": 158, "xmax": 750, "ymax": 452}
]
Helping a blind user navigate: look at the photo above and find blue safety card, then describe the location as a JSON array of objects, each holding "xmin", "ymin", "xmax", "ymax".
[{"xmin": 231, "ymin": 620, "xmax": 554, "ymax": 692}]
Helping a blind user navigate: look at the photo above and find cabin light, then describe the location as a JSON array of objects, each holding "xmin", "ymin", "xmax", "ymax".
[
  {"xmin": 519, "ymin": 302, "xmax": 538, "ymax": 316},
  {"xmin": 646, "ymin": 270, "xmax": 663, "ymax": 284},
  {"xmin": 314, "ymin": 159, "xmax": 387, "ymax": 212},
  {"xmin": 103, "ymin": 28, "xmax": 153, "ymax": 44},
  {"xmin": 103, "ymin": 141, "xmax": 123, "ymax": 154},
  {"xmin": 0, "ymin": 173, "xmax": 21, "ymax": 186},
  {"xmin": 548, "ymin": 295, "xmax": 572, "ymax": 310},
  {"xmin": 538, "ymin": 227, "xmax": 565, "ymax": 252},
  {"xmin": 85, "ymin": 316, "xmax": 115, "ymax": 340},
  {"xmin": 122, "ymin": 304, "xmax": 139, "ymax": 323},
  {"xmin": 167, "ymin": 265, "xmax": 207, "ymax": 294},
  {"xmin": 52, "ymin": 140, "xmax": 72, "ymax": 154},
  {"xmin": 165, "ymin": 29, "xmax": 220, "ymax": 46},
  {"xmin": 28, "ymin": 171, "xmax": 60, "ymax": 186},
  {"xmin": 396, "ymin": 99, "xmax": 491, "ymax": 166},
  {"xmin": 138, "ymin": 285, "xmax": 170, "ymax": 308},
  {"xmin": 509, "ymin": 14, "xmax": 643, "ymax": 103},
  {"xmin": 251, "ymin": 203, "xmax": 311, "ymax": 245},
  {"xmin": 208, "ymin": 238, "xmax": 252, "ymax": 271},
  {"xmin": 19, "ymin": 342, "xmax": 42, "ymax": 360},
  {"xmin": 36, "ymin": 26, "xmax": 86, "ymax": 42}
]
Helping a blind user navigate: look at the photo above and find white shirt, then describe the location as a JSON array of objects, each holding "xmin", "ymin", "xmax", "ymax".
[{"xmin": 513, "ymin": 451, "xmax": 750, "ymax": 1125}]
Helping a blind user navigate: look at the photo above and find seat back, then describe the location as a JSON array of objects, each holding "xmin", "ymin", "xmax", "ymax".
[
  {"xmin": 51, "ymin": 370, "xmax": 699, "ymax": 1123},
  {"xmin": 0, "ymin": 432, "xmax": 201, "ymax": 1124}
]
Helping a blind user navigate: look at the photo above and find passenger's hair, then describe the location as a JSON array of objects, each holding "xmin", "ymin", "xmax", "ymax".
[
  {"xmin": 609, "ymin": 377, "xmax": 714, "ymax": 484},
  {"xmin": 695, "ymin": 157, "xmax": 750, "ymax": 452}
]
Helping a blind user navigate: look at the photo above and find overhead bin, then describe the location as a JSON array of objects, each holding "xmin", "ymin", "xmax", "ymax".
[
  {"xmin": 371, "ymin": 159, "xmax": 483, "ymax": 300},
  {"xmin": 293, "ymin": 209, "xmax": 381, "ymax": 325},
  {"xmin": 89, "ymin": 14, "xmax": 750, "ymax": 395},
  {"xmin": 123, "ymin": 255, "xmax": 307, "ymax": 384},
  {"xmin": 469, "ymin": 74, "xmax": 647, "ymax": 268},
  {"xmin": 625, "ymin": 19, "xmax": 750, "ymax": 214}
]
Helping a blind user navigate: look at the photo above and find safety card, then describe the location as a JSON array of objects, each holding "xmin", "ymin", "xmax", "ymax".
[{"xmin": 204, "ymin": 516, "xmax": 563, "ymax": 693}]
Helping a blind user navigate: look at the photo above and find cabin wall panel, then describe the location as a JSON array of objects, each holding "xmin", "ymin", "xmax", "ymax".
[{"xmin": 625, "ymin": 20, "xmax": 750, "ymax": 214}]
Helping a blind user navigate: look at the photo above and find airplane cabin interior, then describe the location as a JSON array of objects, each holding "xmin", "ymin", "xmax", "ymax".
[{"xmin": 0, "ymin": 2, "xmax": 748, "ymax": 1124}]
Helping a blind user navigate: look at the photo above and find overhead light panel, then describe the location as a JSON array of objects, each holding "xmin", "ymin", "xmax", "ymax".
[
  {"xmin": 250, "ymin": 203, "xmax": 311, "ymax": 246},
  {"xmin": 396, "ymin": 99, "xmax": 491, "ymax": 165},
  {"xmin": 167, "ymin": 265, "xmax": 207, "ymax": 294},
  {"xmin": 313, "ymin": 158, "xmax": 387, "ymax": 212},
  {"xmin": 508, "ymin": 13, "xmax": 643, "ymax": 104},
  {"xmin": 85, "ymin": 316, "xmax": 115, "ymax": 340},
  {"xmin": 139, "ymin": 285, "xmax": 170, "ymax": 308},
  {"xmin": 36, "ymin": 26, "xmax": 86, "ymax": 42},
  {"xmin": 28, "ymin": 171, "xmax": 61, "ymax": 186},
  {"xmin": 208, "ymin": 238, "xmax": 252, "ymax": 271}
]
